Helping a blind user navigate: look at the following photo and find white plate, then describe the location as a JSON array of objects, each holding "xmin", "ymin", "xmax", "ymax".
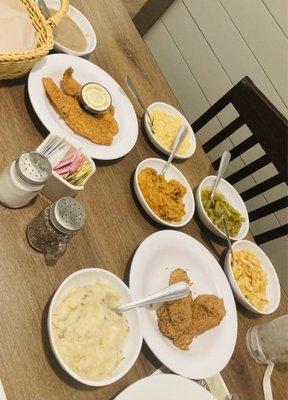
[
  {"xmin": 48, "ymin": 268, "xmax": 143, "ymax": 386},
  {"xmin": 114, "ymin": 374, "xmax": 216, "ymax": 400},
  {"xmin": 129, "ymin": 230, "xmax": 237, "ymax": 379},
  {"xmin": 45, "ymin": 0, "xmax": 97, "ymax": 56},
  {"xmin": 144, "ymin": 102, "xmax": 196, "ymax": 159},
  {"xmin": 224, "ymin": 240, "xmax": 280, "ymax": 314},
  {"xmin": 28, "ymin": 54, "xmax": 138, "ymax": 160},
  {"xmin": 134, "ymin": 158, "xmax": 195, "ymax": 227}
]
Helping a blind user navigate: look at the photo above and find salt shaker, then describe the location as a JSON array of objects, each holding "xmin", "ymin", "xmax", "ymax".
[
  {"xmin": 0, "ymin": 152, "xmax": 52, "ymax": 208},
  {"xmin": 27, "ymin": 197, "xmax": 86, "ymax": 262}
]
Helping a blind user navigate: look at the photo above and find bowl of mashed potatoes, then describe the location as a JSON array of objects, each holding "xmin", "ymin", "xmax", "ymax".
[
  {"xmin": 144, "ymin": 102, "xmax": 196, "ymax": 159},
  {"xmin": 48, "ymin": 268, "xmax": 143, "ymax": 386}
]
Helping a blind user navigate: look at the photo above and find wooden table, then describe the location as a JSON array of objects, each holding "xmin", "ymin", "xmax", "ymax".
[{"xmin": 0, "ymin": 1, "xmax": 287, "ymax": 399}]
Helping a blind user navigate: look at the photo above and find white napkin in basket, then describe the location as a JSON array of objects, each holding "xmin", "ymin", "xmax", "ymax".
[{"xmin": 0, "ymin": 0, "xmax": 37, "ymax": 53}]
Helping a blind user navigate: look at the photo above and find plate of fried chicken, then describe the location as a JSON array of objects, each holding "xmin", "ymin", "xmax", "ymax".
[
  {"xmin": 28, "ymin": 54, "xmax": 138, "ymax": 160},
  {"xmin": 129, "ymin": 230, "xmax": 237, "ymax": 379}
]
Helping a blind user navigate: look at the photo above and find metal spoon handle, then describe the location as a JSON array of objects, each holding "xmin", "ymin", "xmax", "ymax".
[
  {"xmin": 160, "ymin": 126, "xmax": 187, "ymax": 176},
  {"xmin": 211, "ymin": 150, "xmax": 231, "ymax": 199},
  {"xmin": 125, "ymin": 76, "xmax": 153, "ymax": 125},
  {"xmin": 38, "ymin": 0, "xmax": 52, "ymax": 18},
  {"xmin": 114, "ymin": 282, "xmax": 190, "ymax": 313},
  {"xmin": 222, "ymin": 214, "xmax": 234, "ymax": 263}
]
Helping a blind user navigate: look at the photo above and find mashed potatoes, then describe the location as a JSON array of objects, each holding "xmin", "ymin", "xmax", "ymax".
[
  {"xmin": 52, "ymin": 279, "xmax": 129, "ymax": 380},
  {"xmin": 151, "ymin": 109, "xmax": 191, "ymax": 156}
]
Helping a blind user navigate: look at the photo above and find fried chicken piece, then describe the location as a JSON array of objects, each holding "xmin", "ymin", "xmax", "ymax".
[
  {"xmin": 60, "ymin": 68, "xmax": 119, "ymax": 137},
  {"xmin": 191, "ymin": 294, "xmax": 226, "ymax": 336},
  {"xmin": 42, "ymin": 77, "xmax": 113, "ymax": 145},
  {"xmin": 169, "ymin": 268, "xmax": 190, "ymax": 285},
  {"xmin": 157, "ymin": 268, "xmax": 226, "ymax": 350},
  {"xmin": 61, "ymin": 67, "xmax": 82, "ymax": 98},
  {"xmin": 157, "ymin": 269, "xmax": 194, "ymax": 350}
]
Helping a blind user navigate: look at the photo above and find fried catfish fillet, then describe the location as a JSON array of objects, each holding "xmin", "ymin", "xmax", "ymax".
[
  {"xmin": 60, "ymin": 68, "xmax": 119, "ymax": 136},
  {"xmin": 61, "ymin": 67, "xmax": 82, "ymax": 98},
  {"xmin": 42, "ymin": 77, "xmax": 113, "ymax": 145}
]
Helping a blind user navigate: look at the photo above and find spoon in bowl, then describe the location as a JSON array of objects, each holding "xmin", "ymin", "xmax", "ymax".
[
  {"xmin": 222, "ymin": 214, "xmax": 235, "ymax": 265},
  {"xmin": 125, "ymin": 75, "xmax": 153, "ymax": 127},
  {"xmin": 113, "ymin": 282, "xmax": 190, "ymax": 313},
  {"xmin": 210, "ymin": 150, "xmax": 231, "ymax": 199},
  {"xmin": 160, "ymin": 125, "xmax": 188, "ymax": 176}
]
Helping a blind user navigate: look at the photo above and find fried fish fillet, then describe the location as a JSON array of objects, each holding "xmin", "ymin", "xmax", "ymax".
[
  {"xmin": 61, "ymin": 67, "xmax": 82, "ymax": 98},
  {"xmin": 42, "ymin": 77, "xmax": 113, "ymax": 145},
  {"xmin": 60, "ymin": 68, "xmax": 119, "ymax": 137},
  {"xmin": 157, "ymin": 268, "xmax": 226, "ymax": 350}
]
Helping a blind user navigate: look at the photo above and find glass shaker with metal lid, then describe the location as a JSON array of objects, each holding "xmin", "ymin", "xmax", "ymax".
[
  {"xmin": 0, "ymin": 152, "xmax": 52, "ymax": 208},
  {"xmin": 27, "ymin": 197, "xmax": 86, "ymax": 263}
]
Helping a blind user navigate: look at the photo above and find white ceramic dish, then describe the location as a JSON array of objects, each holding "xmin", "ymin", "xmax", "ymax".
[
  {"xmin": 144, "ymin": 102, "xmax": 196, "ymax": 159},
  {"xmin": 114, "ymin": 374, "xmax": 216, "ymax": 400},
  {"xmin": 134, "ymin": 158, "xmax": 195, "ymax": 228},
  {"xmin": 28, "ymin": 54, "xmax": 138, "ymax": 160},
  {"xmin": 36, "ymin": 131, "xmax": 96, "ymax": 201},
  {"xmin": 48, "ymin": 268, "xmax": 143, "ymax": 386},
  {"xmin": 196, "ymin": 175, "xmax": 249, "ymax": 240},
  {"xmin": 45, "ymin": 0, "xmax": 96, "ymax": 56},
  {"xmin": 224, "ymin": 240, "xmax": 281, "ymax": 314},
  {"xmin": 129, "ymin": 230, "xmax": 237, "ymax": 379}
]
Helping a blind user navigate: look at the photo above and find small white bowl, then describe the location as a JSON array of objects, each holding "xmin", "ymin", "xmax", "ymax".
[
  {"xmin": 224, "ymin": 240, "xmax": 281, "ymax": 314},
  {"xmin": 195, "ymin": 175, "xmax": 249, "ymax": 240},
  {"xmin": 48, "ymin": 268, "xmax": 143, "ymax": 386},
  {"xmin": 134, "ymin": 158, "xmax": 195, "ymax": 227},
  {"xmin": 144, "ymin": 102, "xmax": 196, "ymax": 159},
  {"xmin": 46, "ymin": 0, "xmax": 97, "ymax": 56}
]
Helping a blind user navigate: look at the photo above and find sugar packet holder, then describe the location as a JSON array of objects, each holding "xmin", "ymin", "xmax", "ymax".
[{"xmin": 36, "ymin": 132, "xmax": 96, "ymax": 201}]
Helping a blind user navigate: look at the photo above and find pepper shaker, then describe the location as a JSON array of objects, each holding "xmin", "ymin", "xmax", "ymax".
[
  {"xmin": 27, "ymin": 197, "xmax": 86, "ymax": 262},
  {"xmin": 0, "ymin": 152, "xmax": 52, "ymax": 208}
]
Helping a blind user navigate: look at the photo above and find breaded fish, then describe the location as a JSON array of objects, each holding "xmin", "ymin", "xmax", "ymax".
[
  {"xmin": 157, "ymin": 268, "xmax": 226, "ymax": 350},
  {"xmin": 61, "ymin": 67, "xmax": 82, "ymax": 98},
  {"xmin": 42, "ymin": 77, "xmax": 113, "ymax": 145},
  {"xmin": 60, "ymin": 68, "xmax": 119, "ymax": 137}
]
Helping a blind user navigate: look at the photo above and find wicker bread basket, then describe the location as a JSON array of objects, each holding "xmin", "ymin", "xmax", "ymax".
[{"xmin": 0, "ymin": 0, "xmax": 69, "ymax": 80}]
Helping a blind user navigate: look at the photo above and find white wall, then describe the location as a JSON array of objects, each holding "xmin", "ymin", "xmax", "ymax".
[{"xmin": 144, "ymin": 0, "xmax": 288, "ymax": 292}]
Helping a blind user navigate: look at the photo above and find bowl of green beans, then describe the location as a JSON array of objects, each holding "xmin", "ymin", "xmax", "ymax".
[{"xmin": 195, "ymin": 176, "xmax": 249, "ymax": 240}]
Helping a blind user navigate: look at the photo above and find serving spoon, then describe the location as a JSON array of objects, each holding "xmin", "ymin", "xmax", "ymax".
[
  {"xmin": 160, "ymin": 125, "xmax": 188, "ymax": 176},
  {"xmin": 125, "ymin": 75, "xmax": 153, "ymax": 126},
  {"xmin": 210, "ymin": 150, "xmax": 231, "ymax": 199},
  {"xmin": 222, "ymin": 214, "xmax": 235, "ymax": 265},
  {"xmin": 114, "ymin": 282, "xmax": 190, "ymax": 313}
]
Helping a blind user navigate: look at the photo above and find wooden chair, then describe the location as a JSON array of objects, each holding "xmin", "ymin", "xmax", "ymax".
[{"xmin": 192, "ymin": 76, "xmax": 288, "ymax": 245}]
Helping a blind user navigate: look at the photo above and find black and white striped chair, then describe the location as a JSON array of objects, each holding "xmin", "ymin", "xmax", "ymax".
[{"xmin": 192, "ymin": 76, "xmax": 288, "ymax": 246}]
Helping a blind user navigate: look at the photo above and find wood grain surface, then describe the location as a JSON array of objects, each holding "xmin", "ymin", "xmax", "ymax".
[{"xmin": 0, "ymin": 1, "xmax": 287, "ymax": 399}]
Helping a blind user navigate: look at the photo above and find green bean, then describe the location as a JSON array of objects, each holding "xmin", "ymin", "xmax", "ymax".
[{"xmin": 201, "ymin": 188, "xmax": 245, "ymax": 237}]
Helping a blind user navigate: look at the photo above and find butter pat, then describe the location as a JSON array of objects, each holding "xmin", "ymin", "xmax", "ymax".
[{"xmin": 151, "ymin": 109, "xmax": 191, "ymax": 156}]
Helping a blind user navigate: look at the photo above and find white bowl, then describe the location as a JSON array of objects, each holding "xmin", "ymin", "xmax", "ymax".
[
  {"xmin": 134, "ymin": 158, "xmax": 195, "ymax": 228},
  {"xmin": 195, "ymin": 175, "xmax": 249, "ymax": 240},
  {"xmin": 48, "ymin": 268, "xmax": 143, "ymax": 386},
  {"xmin": 224, "ymin": 240, "xmax": 281, "ymax": 314},
  {"xmin": 46, "ymin": 0, "xmax": 97, "ymax": 56},
  {"xmin": 144, "ymin": 102, "xmax": 196, "ymax": 159}
]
